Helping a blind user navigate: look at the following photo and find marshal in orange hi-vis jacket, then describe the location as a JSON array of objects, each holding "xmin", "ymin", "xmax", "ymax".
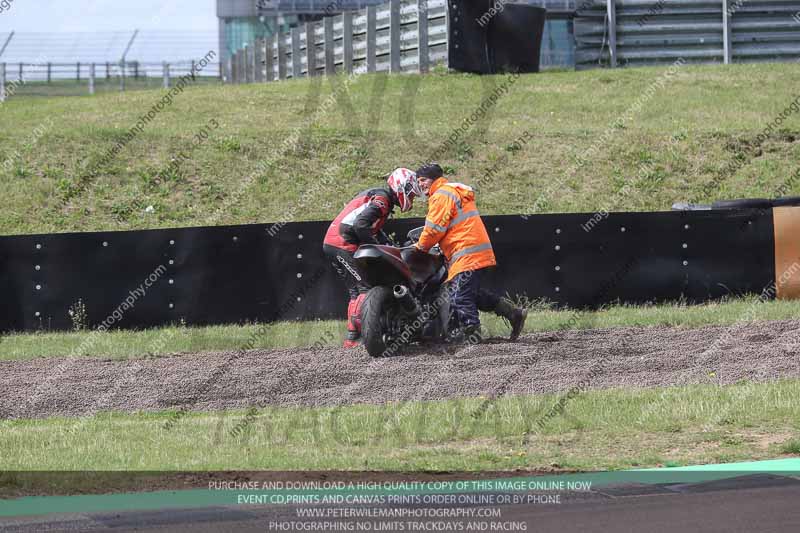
[{"xmin": 416, "ymin": 177, "xmax": 497, "ymax": 281}]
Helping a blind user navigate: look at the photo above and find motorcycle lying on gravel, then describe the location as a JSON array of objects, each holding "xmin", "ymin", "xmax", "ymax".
[{"xmin": 353, "ymin": 227, "xmax": 455, "ymax": 358}]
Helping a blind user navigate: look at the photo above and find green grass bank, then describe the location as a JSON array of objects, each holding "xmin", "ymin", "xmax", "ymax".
[{"xmin": 1, "ymin": 63, "xmax": 799, "ymax": 236}]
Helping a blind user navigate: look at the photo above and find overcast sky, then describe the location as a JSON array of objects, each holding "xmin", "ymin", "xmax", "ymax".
[
  {"xmin": 0, "ymin": 1, "xmax": 218, "ymax": 63},
  {"xmin": 2, "ymin": 0, "xmax": 217, "ymax": 32}
]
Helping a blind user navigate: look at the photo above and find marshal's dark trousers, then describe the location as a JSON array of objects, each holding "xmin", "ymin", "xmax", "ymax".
[{"xmin": 449, "ymin": 268, "xmax": 501, "ymax": 328}]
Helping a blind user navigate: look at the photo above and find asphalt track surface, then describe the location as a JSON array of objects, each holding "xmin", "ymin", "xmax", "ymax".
[
  {"xmin": 2, "ymin": 474, "xmax": 799, "ymax": 532},
  {"xmin": 1, "ymin": 320, "xmax": 799, "ymax": 419}
]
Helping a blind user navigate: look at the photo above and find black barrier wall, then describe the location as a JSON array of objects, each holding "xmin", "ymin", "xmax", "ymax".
[
  {"xmin": 0, "ymin": 209, "xmax": 775, "ymax": 332},
  {"xmin": 448, "ymin": 1, "xmax": 546, "ymax": 74}
]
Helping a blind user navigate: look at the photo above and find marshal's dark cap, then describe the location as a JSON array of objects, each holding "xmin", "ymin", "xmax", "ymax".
[{"xmin": 415, "ymin": 163, "xmax": 444, "ymax": 179}]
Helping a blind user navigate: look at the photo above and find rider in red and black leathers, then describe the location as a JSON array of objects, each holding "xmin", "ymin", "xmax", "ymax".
[{"xmin": 323, "ymin": 168, "xmax": 420, "ymax": 348}]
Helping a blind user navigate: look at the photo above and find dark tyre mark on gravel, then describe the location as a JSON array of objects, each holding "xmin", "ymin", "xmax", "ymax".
[{"xmin": 1, "ymin": 320, "xmax": 799, "ymax": 419}]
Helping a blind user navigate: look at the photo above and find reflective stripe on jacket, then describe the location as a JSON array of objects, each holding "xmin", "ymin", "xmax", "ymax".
[{"xmin": 417, "ymin": 178, "xmax": 496, "ymax": 281}]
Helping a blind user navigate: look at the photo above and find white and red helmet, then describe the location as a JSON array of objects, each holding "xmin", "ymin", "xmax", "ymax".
[{"xmin": 387, "ymin": 167, "xmax": 421, "ymax": 213}]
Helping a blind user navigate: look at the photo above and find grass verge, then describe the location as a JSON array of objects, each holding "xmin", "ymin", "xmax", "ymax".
[
  {"xmin": 6, "ymin": 77, "xmax": 222, "ymax": 99},
  {"xmin": 1, "ymin": 296, "xmax": 798, "ymax": 360},
  {"xmin": 1, "ymin": 63, "xmax": 799, "ymax": 236},
  {"xmin": 1, "ymin": 379, "xmax": 798, "ymax": 471}
]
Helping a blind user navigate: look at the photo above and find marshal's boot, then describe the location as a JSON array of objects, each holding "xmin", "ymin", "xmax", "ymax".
[{"xmin": 495, "ymin": 299, "xmax": 528, "ymax": 341}]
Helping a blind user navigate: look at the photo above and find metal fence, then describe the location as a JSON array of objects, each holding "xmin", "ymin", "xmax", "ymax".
[
  {"xmin": 254, "ymin": 0, "xmax": 386, "ymax": 15},
  {"xmin": 575, "ymin": 0, "xmax": 800, "ymax": 69},
  {"xmin": 0, "ymin": 29, "xmax": 222, "ymax": 99},
  {"xmin": 227, "ymin": 0, "xmax": 447, "ymax": 82},
  {"xmin": 0, "ymin": 61, "xmax": 222, "ymax": 100}
]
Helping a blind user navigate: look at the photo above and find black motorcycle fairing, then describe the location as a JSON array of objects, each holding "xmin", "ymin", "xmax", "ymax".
[
  {"xmin": 356, "ymin": 241, "xmax": 454, "ymax": 355},
  {"xmin": 353, "ymin": 245, "xmax": 412, "ymax": 287},
  {"xmin": 401, "ymin": 247, "xmax": 446, "ymax": 288},
  {"xmin": 355, "ymin": 244, "xmax": 447, "ymax": 290},
  {"xmin": 421, "ymin": 265, "xmax": 448, "ymax": 294}
]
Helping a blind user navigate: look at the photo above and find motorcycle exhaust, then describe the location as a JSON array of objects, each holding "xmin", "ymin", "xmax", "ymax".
[{"xmin": 393, "ymin": 285, "xmax": 420, "ymax": 316}]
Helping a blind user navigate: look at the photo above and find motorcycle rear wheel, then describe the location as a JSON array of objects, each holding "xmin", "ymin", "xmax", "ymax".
[{"xmin": 361, "ymin": 286, "xmax": 402, "ymax": 358}]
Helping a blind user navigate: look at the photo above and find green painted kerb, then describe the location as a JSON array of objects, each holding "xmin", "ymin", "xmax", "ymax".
[{"xmin": 2, "ymin": 458, "xmax": 799, "ymax": 518}]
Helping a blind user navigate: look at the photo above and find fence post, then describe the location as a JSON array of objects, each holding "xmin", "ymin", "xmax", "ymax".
[
  {"xmin": 47, "ymin": 62, "xmax": 51, "ymax": 83},
  {"xmin": 238, "ymin": 48, "xmax": 247, "ymax": 83},
  {"xmin": 0, "ymin": 63, "xmax": 5, "ymax": 103},
  {"xmin": 417, "ymin": 0, "xmax": 429, "ymax": 73},
  {"xmin": 324, "ymin": 16, "xmax": 335, "ymax": 76},
  {"xmin": 266, "ymin": 35, "xmax": 275, "ymax": 81},
  {"xmin": 291, "ymin": 27, "xmax": 302, "ymax": 78},
  {"xmin": 134, "ymin": 61, "xmax": 139, "ymax": 79},
  {"xmin": 255, "ymin": 41, "xmax": 265, "ymax": 82},
  {"xmin": 305, "ymin": 22, "xmax": 316, "ymax": 76},
  {"xmin": 367, "ymin": 6, "xmax": 377, "ymax": 73},
  {"xmin": 18, "ymin": 62, "xmax": 22, "ymax": 82},
  {"xmin": 390, "ymin": 0, "xmax": 401, "ymax": 73},
  {"xmin": 251, "ymin": 43, "xmax": 258, "ymax": 82},
  {"xmin": 163, "ymin": 62, "xmax": 170, "ymax": 88},
  {"xmin": 106, "ymin": 62, "xmax": 110, "ymax": 80},
  {"xmin": 120, "ymin": 60, "xmax": 126, "ymax": 91},
  {"xmin": 232, "ymin": 51, "xmax": 238, "ymax": 83},
  {"xmin": 278, "ymin": 32, "xmax": 288, "ymax": 80},
  {"xmin": 77, "ymin": 61, "xmax": 81, "ymax": 81},
  {"xmin": 444, "ymin": 0, "xmax": 450, "ymax": 68},
  {"xmin": 251, "ymin": 44, "xmax": 258, "ymax": 82},
  {"xmin": 722, "ymin": 0, "xmax": 732, "ymax": 64},
  {"xmin": 244, "ymin": 45, "xmax": 252, "ymax": 83},
  {"xmin": 191, "ymin": 59, "xmax": 197, "ymax": 81},
  {"xmin": 606, "ymin": 0, "xmax": 617, "ymax": 67},
  {"xmin": 89, "ymin": 63, "xmax": 95, "ymax": 95},
  {"xmin": 242, "ymin": 46, "xmax": 249, "ymax": 83},
  {"xmin": 343, "ymin": 11, "xmax": 354, "ymax": 74}
]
